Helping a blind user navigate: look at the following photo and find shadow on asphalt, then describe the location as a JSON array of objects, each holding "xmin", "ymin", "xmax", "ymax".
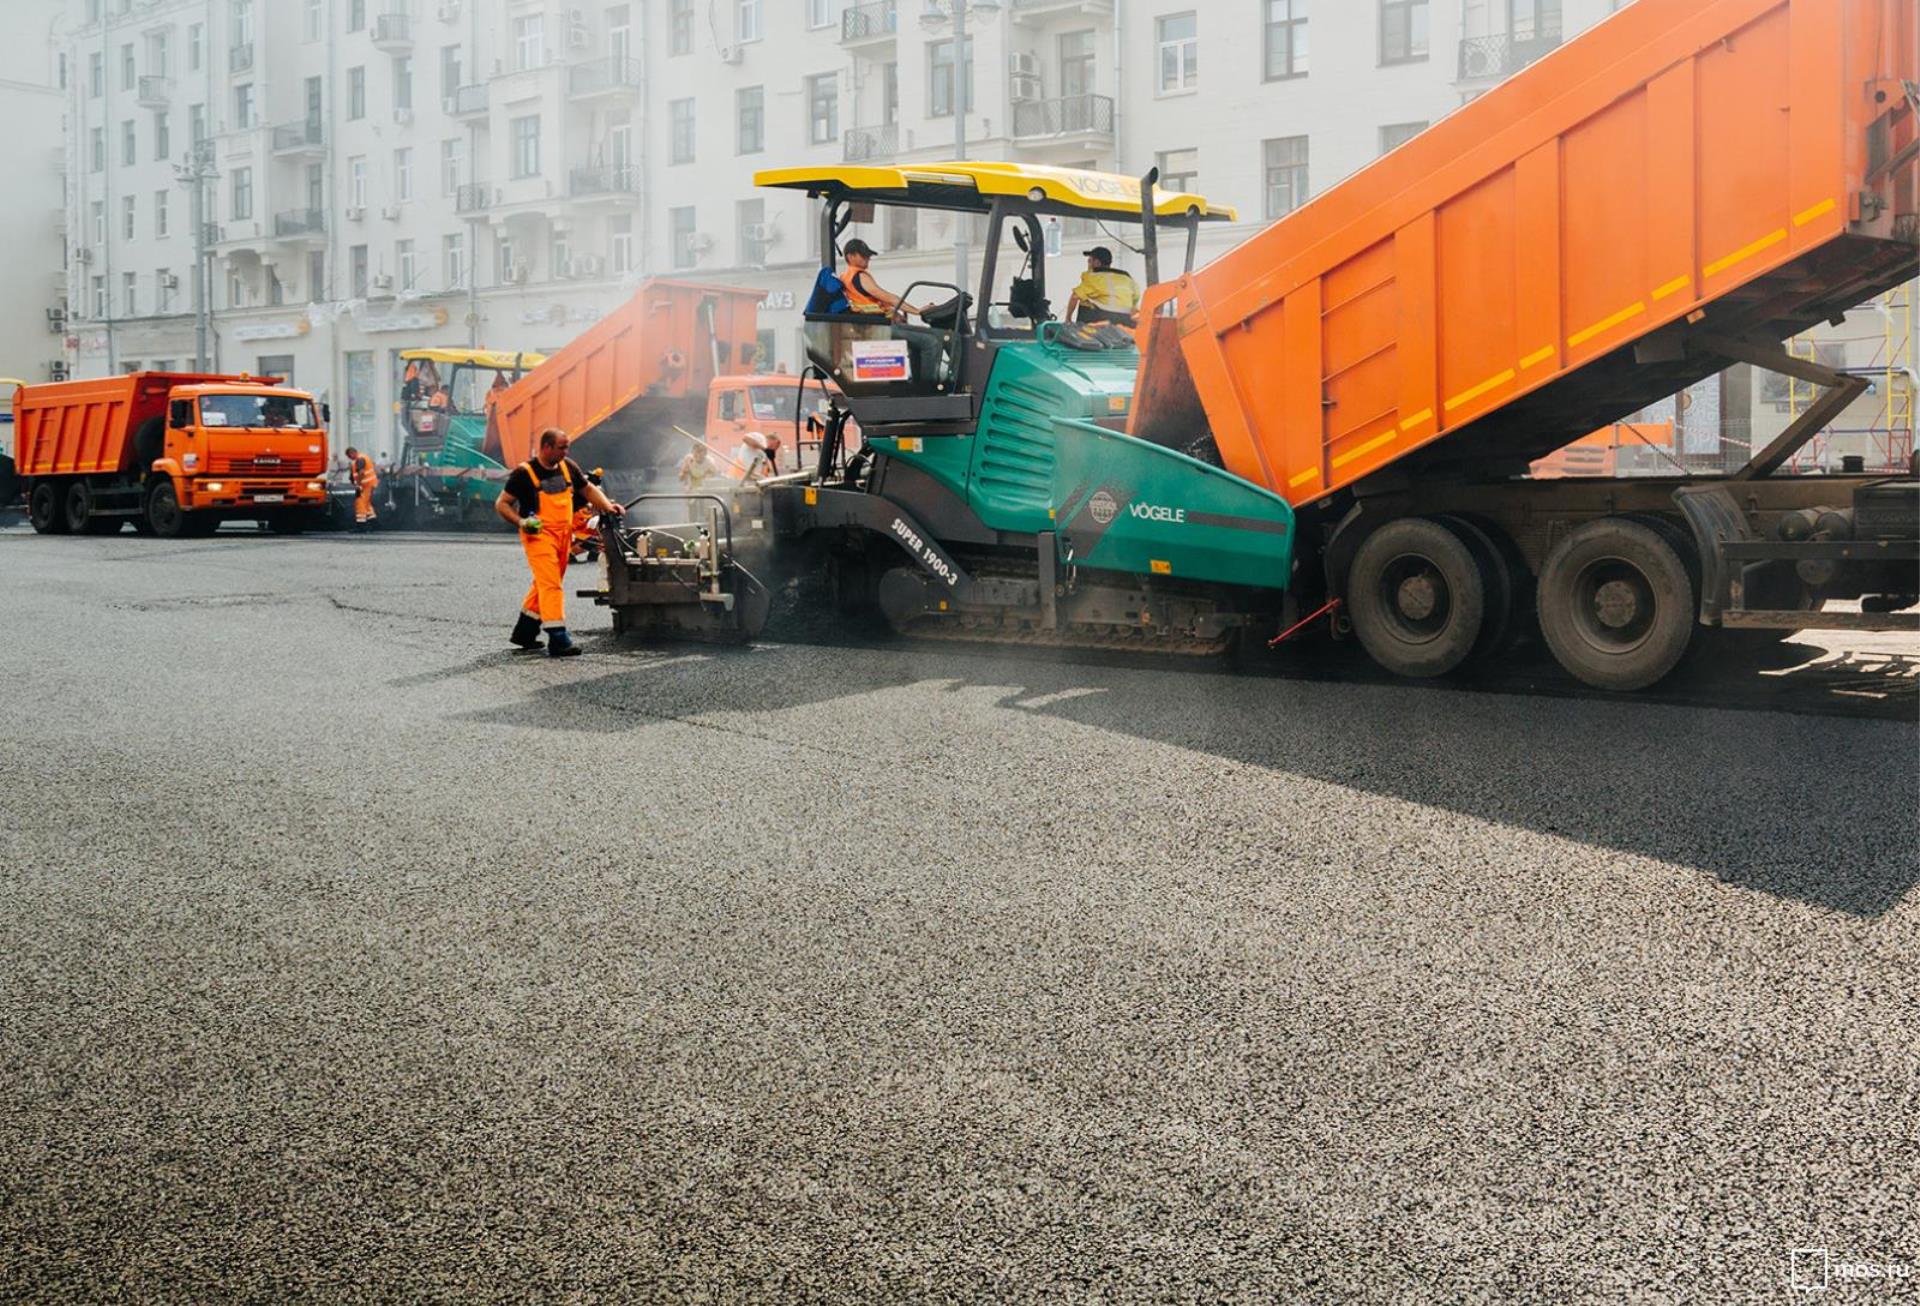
[{"xmin": 448, "ymin": 626, "xmax": 1917, "ymax": 920}]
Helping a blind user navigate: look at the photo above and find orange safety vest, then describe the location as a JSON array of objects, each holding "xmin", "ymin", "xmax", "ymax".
[
  {"xmin": 844, "ymin": 269, "xmax": 888, "ymax": 315},
  {"xmin": 352, "ymin": 454, "xmax": 378, "ymax": 488},
  {"xmin": 519, "ymin": 458, "xmax": 578, "ymax": 626}
]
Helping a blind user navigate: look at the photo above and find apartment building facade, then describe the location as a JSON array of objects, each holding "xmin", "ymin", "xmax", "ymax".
[
  {"xmin": 62, "ymin": 0, "xmax": 1906, "ymax": 470},
  {"xmin": 3, "ymin": 2, "xmax": 70, "ymax": 395}
]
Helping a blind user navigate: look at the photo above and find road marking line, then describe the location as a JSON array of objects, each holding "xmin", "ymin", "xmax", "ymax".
[
  {"xmin": 1520, "ymin": 346, "xmax": 1557, "ymax": 370},
  {"xmin": 1568, "ymin": 301, "xmax": 1648, "ymax": 348},
  {"xmin": 1793, "ymin": 197, "xmax": 1837, "ymax": 227},
  {"xmin": 1443, "ymin": 368, "xmax": 1516, "ymax": 413},
  {"xmin": 1331, "ymin": 426, "xmax": 1400, "ymax": 468},
  {"xmin": 1398, "ymin": 408, "xmax": 1433, "ymax": 431},
  {"xmin": 1652, "ymin": 275, "xmax": 1692, "ymax": 301},
  {"xmin": 1703, "ymin": 227, "xmax": 1787, "ymax": 278}
]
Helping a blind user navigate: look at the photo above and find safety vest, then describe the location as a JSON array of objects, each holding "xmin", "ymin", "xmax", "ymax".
[
  {"xmin": 1078, "ymin": 269, "xmax": 1139, "ymax": 312},
  {"xmin": 352, "ymin": 454, "xmax": 377, "ymax": 487},
  {"xmin": 844, "ymin": 269, "xmax": 887, "ymax": 315}
]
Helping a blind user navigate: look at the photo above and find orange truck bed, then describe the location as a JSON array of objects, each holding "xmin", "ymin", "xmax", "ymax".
[
  {"xmin": 1134, "ymin": 0, "xmax": 1918, "ymax": 505},
  {"xmin": 487, "ymin": 278, "xmax": 765, "ymax": 472},
  {"xmin": 14, "ymin": 373, "xmax": 211, "ymax": 477}
]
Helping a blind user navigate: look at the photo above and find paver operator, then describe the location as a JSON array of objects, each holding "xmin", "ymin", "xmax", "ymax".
[
  {"xmin": 495, "ymin": 427, "xmax": 625, "ymax": 658},
  {"xmin": 345, "ymin": 446, "xmax": 379, "ymax": 529}
]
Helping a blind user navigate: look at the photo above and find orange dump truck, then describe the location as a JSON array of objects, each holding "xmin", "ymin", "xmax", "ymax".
[
  {"xmin": 16, "ymin": 372, "xmax": 332, "ymax": 537},
  {"xmin": 485, "ymin": 278, "xmax": 767, "ymax": 498},
  {"xmin": 1131, "ymin": 0, "xmax": 1917, "ymax": 687}
]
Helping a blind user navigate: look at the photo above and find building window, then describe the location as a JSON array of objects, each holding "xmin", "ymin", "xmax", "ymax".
[
  {"xmin": 393, "ymin": 56, "xmax": 413, "ymax": 112},
  {"xmin": 122, "ymin": 196, "xmax": 136, "ymax": 240},
  {"xmin": 440, "ymin": 45, "xmax": 462, "ymax": 98},
  {"xmin": 154, "ymin": 190, "xmax": 169, "ymax": 237},
  {"xmin": 1264, "ymin": 0, "xmax": 1308, "ymax": 80},
  {"xmin": 349, "ymin": 0, "xmax": 365, "ymax": 30},
  {"xmin": 497, "ymin": 235, "xmax": 518, "ymax": 283},
  {"xmin": 92, "ymin": 276, "xmax": 107, "ymax": 320},
  {"xmin": 807, "ymin": 73, "xmax": 838, "ymax": 143},
  {"xmin": 736, "ymin": 86, "xmax": 764, "ymax": 154},
  {"xmin": 348, "ymin": 67, "xmax": 365, "ymax": 118},
  {"xmin": 231, "ymin": 167, "xmax": 253, "ymax": 220},
  {"xmin": 808, "ymin": 0, "xmax": 835, "ymax": 28},
  {"xmin": 1156, "ymin": 12, "xmax": 1197, "ymax": 93},
  {"xmin": 89, "ymin": 52, "xmax": 103, "ymax": 97},
  {"xmin": 189, "ymin": 104, "xmax": 207, "ymax": 144},
  {"xmin": 737, "ymin": 198, "xmax": 766, "ymax": 266},
  {"xmin": 882, "ymin": 61, "xmax": 899, "ymax": 124},
  {"xmin": 1263, "ymin": 135, "xmax": 1308, "ymax": 217},
  {"xmin": 670, "ymin": 205, "xmax": 697, "ymax": 269},
  {"xmin": 233, "ymin": 84, "xmax": 255, "ymax": 128},
  {"xmin": 670, "ymin": 0, "xmax": 693, "ymax": 54},
  {"xmin": 510, "ymin": 115, "xmax": 541, "ymax": 178},
  {"xmin": 440, "ymin": 137, "xmax": 464, "ymax": 194},
  {"xmin": 147, "ymin": 31, "xmax": 169, "ymax": 78},
  {"xmin": 608, "ymin": 4, "xmax": 633, "ymax": 61},
  {"xmin": 928, "ymin": 38, "xmax": 973, "ymax": 117},
  {"xmin": 513, "ymin": 15, "xmax": 546, "ymax": 70},
  {"xmin": 1156, "ymin": 146, "xmax": 1198, "ymax": 193},
  {"xmin": 1511, "ymin": 0, "xmax": 1562, "ymax": 41},
  {"xmin": 188, "ymin": 24, "xmax": 202, "ymax": 71},
  {"xmin": 121, "ymin": 120, "xmax": 135, "ymax": 167},
  {"xmin": 1379, "ymin": 120, "xmax": 1426, "ymax": 154},
  {"xmin": 669, "ymin": 98, "xmax": 695, "ymax": 164},
  {"xmin": 737, "ymin": 0, "xmax": 762, "ymax": 42},
  {"xmin": 443, "ymin": 233, "xmax": 465, "ymax": 288},
  {"xmin": 89, "ymin": 128, "xmax": 104, "ymax": 173},
  {"xmin": 396, "ymin": 239, "xmax": 416, "ymax": 290},
  {"xmin": 1379, "ymin": 0, "xmax": 1428, "ymax": 64},
  {"xmin": 305, "ymin": 0, "xmax": 323, "ymax": 41},
  {"xmin": 393, "ymin": 147, "xmax": 413, "ymax": 201},
  {"xmin": 124, "ymin": 272, "xmax": 138, "ymax": 317},
  {"xmin": 156, "ymin": 269, "xmax": 173, "ymax": 313},
  {"xmin": 232, "ymin": 0, "xmax": 253, "ymax": 47},
  {"xmin": 307, "ymin": 250, "xmax": 326, "ymax": 301},
  {"xmin": 120, "ymin": 43, "xmax": 135, "ymax": 90},
  {"xmin": 348, "ymin": 155, "xmax": 367, "ymax": 208},
  {"xmin": 350, "ymin": 245, "xmax": 369, "ymax": 299},
  {"xmin": 610, "ymin": 214, "xmax": 634, "ymax": 274},
  {"xmin": 154, "ymin": 112, "xmax": 169, "ymax": 162}
]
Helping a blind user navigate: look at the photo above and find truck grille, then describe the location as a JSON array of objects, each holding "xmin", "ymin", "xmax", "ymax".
[{"xmin": 208, "ymin": 454, "xmax": 324, "ymax": 477}]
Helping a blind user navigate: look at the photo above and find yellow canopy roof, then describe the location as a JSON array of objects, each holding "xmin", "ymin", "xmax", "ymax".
[
  {"xmin": 400, "ymin": 348, "xmax": 547, "ymax": 370},
  {"xmin": 754, "ymin": 161, "xmax": 1238, "ymax": 223}
]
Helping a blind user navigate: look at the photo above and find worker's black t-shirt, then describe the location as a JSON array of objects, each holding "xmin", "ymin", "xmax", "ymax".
[{"xmin": 503, "ymin": 457, "xmax": 589, "ymax": 517}]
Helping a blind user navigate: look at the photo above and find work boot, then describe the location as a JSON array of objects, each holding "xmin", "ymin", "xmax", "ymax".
[
  {"xmin": 547, "ymin": 627, "xmax": 581, "ymax": 658},
  {"xmin": 509, "ymin": 613, "xmax": 544, "ymax": 652}
]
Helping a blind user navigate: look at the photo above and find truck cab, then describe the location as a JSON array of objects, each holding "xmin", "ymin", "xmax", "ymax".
[
  {"xmin": 155, "ymin": 383, "xmax": 330, "ymax": 520},
  {"xmin": 706, "ymin": 373, "xmax": 857, "ymax": 479}
]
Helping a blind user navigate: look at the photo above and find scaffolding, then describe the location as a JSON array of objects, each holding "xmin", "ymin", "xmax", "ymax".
[{"xmin": 1782, "ymin": 283, "xmax": 1917, "ymax": 473}]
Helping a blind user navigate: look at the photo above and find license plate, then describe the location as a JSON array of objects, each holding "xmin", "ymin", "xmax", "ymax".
[{"xmin": 253, "ymin": 493, "xmax": 285, "ymax": 504}]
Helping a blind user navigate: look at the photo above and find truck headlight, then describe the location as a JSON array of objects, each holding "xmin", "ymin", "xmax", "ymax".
[{"xmin": 205, "ymin": 481, "xmax": 224, "ymax": 492}]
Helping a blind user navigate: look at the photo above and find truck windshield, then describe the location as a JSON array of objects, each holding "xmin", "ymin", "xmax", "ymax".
[
  {"xmin": 199, "ymin": 393, "xmax": 320, "ymax": 429},
  {"xmin": 749, "ymin": 385, "xmax": 827, "ymax": 420}
]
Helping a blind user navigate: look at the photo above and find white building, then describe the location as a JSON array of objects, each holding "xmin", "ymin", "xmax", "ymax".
[
  {"xmin": 58, "ymin": 0, "xmax": 1909, "ymax": 470},
  {"xmin": 1, "ymin": 2, "xmax": 69, "ymax": 390}
]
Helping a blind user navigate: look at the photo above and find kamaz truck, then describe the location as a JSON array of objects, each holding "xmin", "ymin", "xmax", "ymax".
[{"xmin": 594, "ymin": 0, "xmax": 1917, "ymax": 691}]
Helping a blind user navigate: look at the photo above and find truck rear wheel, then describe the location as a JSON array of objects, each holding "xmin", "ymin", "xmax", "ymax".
[
  {"xmin": 64, "ymin": 481, "xmax": 118, "ymax": 534},
  {"xmin": 1347, "ymin": 516, "xmax": 1486, "ymax": 678},
  {"xmin": 28, "ymin": 480, "xmax": 67, "ymax": 534},
  {"xmin": 146, "ymin": 479, "xmax": 187, "ymax": 538},
  {"xmin": 1538, "ymin": 517, "xmax": 1695, "ymax": 691}
]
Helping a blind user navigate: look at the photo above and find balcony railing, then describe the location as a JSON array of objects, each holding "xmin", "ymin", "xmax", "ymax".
[
  {"xmin": 843, "ymin": 122, "xmax": 899, "ymax": 163},
  {"xmin": 454, "ymin": 183, "xmax": 491, "ymax": 214},
  {"xmin": 841, "ymin": 0, "xmax": 898, "ymax": 42},
  {"xmin": 229, "ymin": 43, "xmax": 253, "ymax": 73},
  {"xmin": 136, "ymin": 75, "xmax": 171, "ymax": 107},
  {"xmin": 446, "ymin": 83, "xmax": 489, "ymax": 116},
  {"xmin": 569, "ymin": 165, "xmax": 641, "ymax": 198},
  {"xmin": 1011, "ymin": 93, "xmax": 1115, "ymax": 139},
  {"xmin": 271, "ymin": 119, "xmax": 326, "ymax": 152},
  {"xmin": 372, "ymin": 13, "xmax": 412, "ymax": 48},
  {"xmin": 273, "ymin": 208, "xmax": 326, "ymax": 239},
  {"xmin": 1457, "ymin": 24, "xmax": 1563, "ymax": 81},
  {"xmin": 569, "ymin": 56, "xmax": 643, "ymax": 98}
]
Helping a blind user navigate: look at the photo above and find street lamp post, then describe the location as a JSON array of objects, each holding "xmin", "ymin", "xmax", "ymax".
[
  {"xmin": 923, "ymin": 0, "xmax": 1001, "ymax": 299},
  {"xmin": 174, "ymin": 141, "xmax": 219, "ymax": 372}
]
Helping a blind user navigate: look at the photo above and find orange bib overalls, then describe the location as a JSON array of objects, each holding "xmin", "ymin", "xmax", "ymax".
[{"xmin": 518, "ymin": 459, "xmax": 576, "ymax": 628}]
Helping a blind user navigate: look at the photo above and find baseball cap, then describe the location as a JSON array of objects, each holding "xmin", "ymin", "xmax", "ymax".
[
  {"xmin": 843, "ymin": 238, "xmax": 876, "ymax": 258},
  {"xmin": 1083, "ymin": 246, "xmax": 1114, "ymax": 265}
]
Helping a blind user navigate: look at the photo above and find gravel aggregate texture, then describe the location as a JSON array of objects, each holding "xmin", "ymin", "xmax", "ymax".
[{"xmin": 0, "ymin": 528, "xmax": 1915, "ymax": 1303}]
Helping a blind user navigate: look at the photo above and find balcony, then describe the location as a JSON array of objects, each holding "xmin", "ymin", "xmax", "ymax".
[
  {"xmin": 271, "ymin": 119, "xmax": 327, "ymax": 155},
  {"xmin": 841, "ymin": 0, "xmax": 897, "ymax": 49},
  {"xmin": 445, "ymin": 83, "xmax": 490, "ymax": 119},
  {"xmin": 136, "ymin": 76, "xmax": 171, "ymax": 110},
  {"xmin": 568, "ymin": 56, "xmax": 643, "ymax": 100},
  {"xmin": 1010, "ymin": 0, "xmax": 1113, "ymax": 23},
  {"xmin": 1457, "ymin": 23, "xmax": 1563, "ymax": 82},
  {"xmin": 372, "ymin": 13, "xmax": 413, "ymax": 53},
  {"xmin": 568, "ymin": 165, "xmax": 641, "ymax": 202},
  {"xmin": 454, "ymin": 183, "xmax": 491, "ymax": 215},
  {"xmin": 229, "ymin": 42, "xmax": 254, "ymax": 74},
  {"xmin": 1011, "ymin": 94, "xmax": 1115, "ymax": 145},
  {"xmin": 272, "ymin": 208, "xmax": 327, "ymax": 243},
  {"xmin": 843, "ymin": 122, "xmax": 899, "ymax": 163}
]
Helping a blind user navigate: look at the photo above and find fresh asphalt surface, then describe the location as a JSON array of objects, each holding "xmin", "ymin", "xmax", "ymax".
[{"xmin": 1, "ymin": 525, "xmax": 1916, "ymax": 1302}]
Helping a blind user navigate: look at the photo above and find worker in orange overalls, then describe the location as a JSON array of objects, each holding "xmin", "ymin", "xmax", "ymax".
[
  {"xmin": 570, "ymin": 467, "xmax": 608, "ymax": 564},
  {"xmin": 495, "ymin": 428, "xmax": 625, "ymax": 657},
  {"xmin": 345, "ymin": 446, "xmax": 378, "ymax": 529}
]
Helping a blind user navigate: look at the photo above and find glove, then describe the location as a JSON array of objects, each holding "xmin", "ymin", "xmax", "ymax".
[{"xmin": 520, "ymin": 515, "xmax": 544, "ymax": 536}]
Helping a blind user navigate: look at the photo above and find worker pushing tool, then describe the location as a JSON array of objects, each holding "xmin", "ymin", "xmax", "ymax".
[
  {"xmin": 495, "ymin": 427, "xmax": 625, "ymax": 657},
  {"xmin": 345, "ymin": 446, "xmax": 379, "ymax": 529}
]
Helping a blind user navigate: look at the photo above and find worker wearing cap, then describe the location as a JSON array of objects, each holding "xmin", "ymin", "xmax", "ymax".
[
  {"xmin": 840, "ymin": 239, "xmax": 922, "ymax": 319},
  {"xmin": 345, "ymin": 446, "xmax": 378, "ymax": 529},
  {"xmin": 1065, "ymin": 247, "xmax": 1140, "ymax": 326},
  {"xmin": 495, "ymin": 427, "xmax": 626, "ymax": 657}
]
